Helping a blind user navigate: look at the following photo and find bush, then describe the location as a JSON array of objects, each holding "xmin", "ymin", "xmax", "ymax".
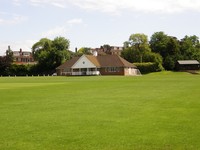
[
  {"xmin": 163, "ymin": 55, "xmax": 176, "ymax": 70},
  {"xmin": 134, "ymin": 62, "xmax": 164, "ymax": 74},
  {"xmin": 0, "ymin": 63, "xmax": 56, "ymax": 76},
  {"xmin": 7, "ymin": 64, "xmax": 31, "ymax": 76}
]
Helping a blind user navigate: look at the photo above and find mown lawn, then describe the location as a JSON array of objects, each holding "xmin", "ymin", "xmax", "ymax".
[{"xmin": 0, "ymin": 72, "xmax": 200, "ymax": 150}]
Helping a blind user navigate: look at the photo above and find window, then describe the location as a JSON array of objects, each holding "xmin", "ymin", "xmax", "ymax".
[
  {"xmin": 23, "ymin": 52, "xmax": 30, "ymax": 56},
  {"xmin": 106, "ymin": 67, "xmax": 120, "ymax": 72},
  {"xmin": 13, "ymin": 52, "xmax": 20, "ymax": 56},
  {"xmin": 64, "ymin": 68, "xmax": 71, "ymax": 72}
]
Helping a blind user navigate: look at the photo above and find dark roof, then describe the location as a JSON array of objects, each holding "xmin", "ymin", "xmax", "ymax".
[
  {"xmin": 56, "ymin": 57, "xmax": 79, "ymax": 69},
  {"xmin": 57, "ymin": 55, "xmax": 136, "ymax": 69},
  {"xmin": 177, "ymin": 60, "xmax": 200, "ymax": 65},
  {"xmin": 96, "ymin": 55, "xmax": 135, "ymax": 68}
]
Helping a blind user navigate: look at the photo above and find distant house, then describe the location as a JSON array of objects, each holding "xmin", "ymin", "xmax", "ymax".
[
  {"xmin": 90, "ymin": 46, "xmax": 123, "ymax": 56},
  {"xmin": 56, "ymin": 54, "xmax": 141, "ymax": 76},
  {"xmin": 176, "ymin": 60, "xmax": 200, "ymax": 70},
  {"xmin": 11, "ymin": 47, "xmax": 36, "ymax": 65},
  {"xmin": 110, "ymin": 46, "xmax": 123, "ymax": 55}
]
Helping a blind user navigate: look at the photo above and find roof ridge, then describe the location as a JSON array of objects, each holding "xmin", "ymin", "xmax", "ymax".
[
  {"xmin": 85, "ymin": 55, "xmax": 101, "ymax": 67},
  {"xmin": 117, "ymin": 55, "xmax": 133, "ymax": 66}
]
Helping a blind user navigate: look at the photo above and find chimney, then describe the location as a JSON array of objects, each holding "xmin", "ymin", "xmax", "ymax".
[
  {"xmin": 20, "ymin": 48, "xmax": 22, "ymax": 53},
  {"xmin": 75, "ymin": 47, "xmax": 78, "ymax": 53},
  {"xmin": 8, "ymin": 45, "xmax": 11, "ymax": 51}
]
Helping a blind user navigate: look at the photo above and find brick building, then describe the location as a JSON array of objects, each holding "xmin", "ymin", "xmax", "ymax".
[{"xmin": 8, "ymin": 46, "xmax": 36, "ymax": 65}]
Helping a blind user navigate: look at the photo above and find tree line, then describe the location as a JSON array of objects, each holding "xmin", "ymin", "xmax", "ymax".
[
  {"xmin": 0, "ymin": 31, "xmax": 200, "ymax": 76},
  {"xmin": 122, "ymin": 32, "xmax": 200, "ymax": 71}
]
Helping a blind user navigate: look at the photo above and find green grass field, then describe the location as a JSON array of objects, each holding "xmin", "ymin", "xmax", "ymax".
[{"xmin": 0, "ymin": 72, "xmax": 200, "ymax": 150}]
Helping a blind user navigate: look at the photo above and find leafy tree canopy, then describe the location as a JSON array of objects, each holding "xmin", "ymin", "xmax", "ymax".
[
  {"xmin": 32, "ymin": 36, "xmax": 70, "ymax": 73},
  {"xmin": 150, "ymin": 32, "xmax": 181, "ymax": 70},
  {"xmin": 123, "ymin": 33, "xmax": 151, "ymax": 63},
  {"xmin": 180, "ymin": 35, "xmax": 200, "ymax": 60}
]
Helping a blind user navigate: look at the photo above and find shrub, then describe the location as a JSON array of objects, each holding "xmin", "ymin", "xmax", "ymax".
[
  {"xmin": 134, "ymin": 62, "xmax": 164, "ymax": 74},
  {"xmin": 7, "ymin": 64, "xmax": 31, "ymax": 76}
]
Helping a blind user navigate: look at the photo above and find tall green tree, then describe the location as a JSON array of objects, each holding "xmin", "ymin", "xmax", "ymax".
[
  {"xmin": 121, "ymin": 47, "xmax": 138, "ymax": 63},
  {"xmin": 150, "ymin": 32, "xmax": 169, "ymax": 57},
  {"xmin": 150, "ymin": 32, "xmax": 181, "ymax": 70},
  {"xmin": 32, "ymin": 37, "xmax": 70, "ymax": 74},
  {"xmin": 180, "ymin": 35, "xmax": 200, "ymax": 61},
  {"xmin": 128, "ymin": 33, "xmax": 151, "ymax": 63},
  {"xmin": 52, "ymin": 37, "xmax": 71, "ymax": 66},
  {"xmin": 32, "ymin": 38, "xmax": 52, "ymax": 66},
  {"xmin": 122, "ymin": 33, "xmax": 164, "ymax": 72}
]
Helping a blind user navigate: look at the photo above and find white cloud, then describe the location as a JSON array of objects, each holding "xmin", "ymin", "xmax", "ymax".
[
  {"xmin": 70, "ymin": 0, "xmax": 121, "ymax": 15},
  {"xmin": 67, "ymin": 18, "xmax": 83, "ymax": 24},
  {"xmin": 70, "ymin": 0, "xmax": 200, "ymax": 14},
  {"xmin": 12, "ymin": 0, "xmax": 22, "ymax": 6},
  {"xmin": 29, "ymin": 0, "xmax": 66, "ymax": 8},
  {"xmin": 41, "ymin": 26, "xmax": 68, "ymax": 37},
  {"xmin": 0, "ymin": 13, "xmax": 27, "ymax": 25},
  {"xmin": 27, "ymin": 0, "xmax": 200, "ymax": 14},
  {"xmin": 51, "ymin": 2, "xmax": 66, "ymax": 8},
  {"xmin": 41, "ymin": 18, "xmax": 83, "ymax": 38}
]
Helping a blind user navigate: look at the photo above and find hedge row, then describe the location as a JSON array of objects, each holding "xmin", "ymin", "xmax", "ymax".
[
  {"xmin": 134, "ymin": 62, "xmax": 164, "ymax": 74},
  {"xmin": 0, "ymin": 64, "xmax": 55, "ymax": 76}
]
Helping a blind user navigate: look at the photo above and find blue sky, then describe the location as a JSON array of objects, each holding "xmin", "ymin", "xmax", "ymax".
[{"xmin": 1, "ymin": 0, "xmax": 200, "ymax": 55}]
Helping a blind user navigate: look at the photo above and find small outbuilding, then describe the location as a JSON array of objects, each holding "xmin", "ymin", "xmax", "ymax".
[{"xmin": 176, "ymin": 60, "xmax": 200, "ymax": 70}]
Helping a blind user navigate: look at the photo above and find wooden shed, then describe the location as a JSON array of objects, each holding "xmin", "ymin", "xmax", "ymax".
[{"xmin": 176, "ymin": 60, "xmax": 200, "ymax": 70}]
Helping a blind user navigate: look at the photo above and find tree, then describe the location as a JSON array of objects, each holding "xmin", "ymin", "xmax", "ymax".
[
  {"xmin": 143, "ymin": 52, "xmax": 163, "ymax": 65},
  {"xmin": 150, "ymin": 32, "xmax": 181, "ymax": 70},
  {"xmin": 122, "ymin": 33, "xmax": 164, "ymax": 72},
  {"xmin": 6, "ymin": 47, "xmax": 13, "ymax": 63},
  {"xmin": 77, "ymin": 47, "xmax": 91, "ymax": 55},
  {"xmin": 167, "ymin": 37, "xmax": 180, "ymax": 55},
  {"xmin": 0, "ymin": 47, "xmax": 13, "ymax": 75},
  {"xmin": 101, "ymin": 44, "xmax": 112, "ymax": 54},
  {"xmin": 32, "ymin": 38, "xmax": 52, "ymax": 66},
  {"xmin": 52, "ymin": 37, "xmax": 71, "ymax": 66},
  {"xmin": 127, "ymin": 33, "xmax": 151, "ymax": 63},
  {"xmin": 180, "ymin": 35, "xmax": 200, "ymax": 61},
  {"xmin": 32, "ymin": 37, "xmax": 70, "ymax": 74},
  {"xmin": 121, "ymin": 47, "xmax": 139, "ymax": 63},
  {"xmin": 150, "ymin": 31, "xmax": 170, "ymax": 58},
  {"xmin": 123, "ymin": 41, "xmax": 130, "ymax": 49},
  {"xmin": 164, "ymin": 55, "xmax": 175, "ymax": 70}
]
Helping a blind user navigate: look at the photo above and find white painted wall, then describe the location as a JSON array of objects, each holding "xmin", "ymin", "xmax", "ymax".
[
  {"xmin": 72, "ymin": 55, "xmax": 97, "ymax": 69},
  {"xmin": 125, "ymin": 68, "xmax": 141, "ymax": 76}
]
